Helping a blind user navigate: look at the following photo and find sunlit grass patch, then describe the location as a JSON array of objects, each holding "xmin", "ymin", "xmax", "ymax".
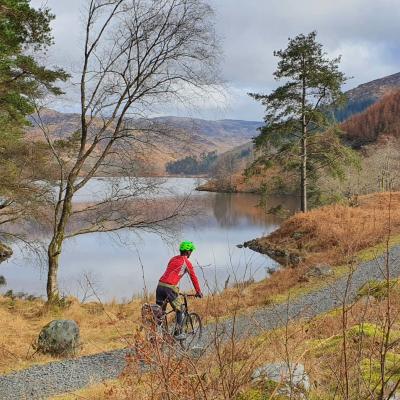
[
  {"xmin": 357, "ymin": 279, "xmax": 400, "ymax": 300},
  {"xmin": 0, "ymin": 296, "xmax": 141, "ymax": 374},
  {"xmin": 361, "ymin": 353, "xmax": 400, "ymax": 393},
  {"xmin": 357, "ymin": 234, "xmax": 400, "ymax": 262}
]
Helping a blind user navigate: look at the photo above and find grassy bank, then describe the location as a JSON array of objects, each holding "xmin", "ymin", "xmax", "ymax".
[
  {"xmin": 248, "ymin": 192, "xmax": 400, "ymax": 267},
  {"xmin": 0, "ymin": 296, "xmax": 143, "ymax": 374},
  {"xmin": 192, "ymin": 192, "xmax": 400, "ymax": 319}
]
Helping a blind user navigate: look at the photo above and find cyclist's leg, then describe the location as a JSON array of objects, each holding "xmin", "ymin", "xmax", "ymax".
[
  {"xmin": 154, "ymin": 285, "xmax": 170, "ymax": 325},
  {"xmin": 169, "ymin": 295, "xmax": 184, "ymax": 336},
  {"xmin": 156, "ymin": 284, "xmax": 184, "ymax": 335},
  {"xmin": 156, "ymin": 284, "xmax": 167, "ymax": 310}
]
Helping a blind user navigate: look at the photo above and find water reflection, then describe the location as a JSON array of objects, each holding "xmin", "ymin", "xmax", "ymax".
[
  {"xmin": 0, "ymin": 178, "xmax": 298, "ymax": 301},
  {"xmin": 211, "ymin": 193, "xmax": 296, "ymax": 228}
]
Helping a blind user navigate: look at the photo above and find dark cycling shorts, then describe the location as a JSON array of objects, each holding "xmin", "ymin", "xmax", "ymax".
[{"xmin": 156, "ymin": 284, "xmax": 181, "ymax": 311}]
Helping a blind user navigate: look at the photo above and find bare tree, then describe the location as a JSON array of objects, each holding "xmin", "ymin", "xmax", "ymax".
[{"xmin": 34, "ymin": 0, "xmax": 220, "ymax": 302}]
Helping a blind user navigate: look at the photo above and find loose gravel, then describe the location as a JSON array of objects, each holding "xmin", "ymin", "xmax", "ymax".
[
  {"xmin": 0, "ymin": 349, "xmax": 133, "ymax": 400},
  {"xmin": 200, "ymin": 245, "xmax": 400, "ymax": 343},
  {"xmin": 1, "ymin": 246, "xmax": 400, "ymax": 399}
]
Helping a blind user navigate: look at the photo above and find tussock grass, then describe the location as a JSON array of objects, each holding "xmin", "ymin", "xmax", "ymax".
[
  {"xmin": 4, "ymin": 191, "xmax": 400, "ymax": 396},
  {"xmin": 260, "ymin": 192, "xmax": 400, "ymax": 266},
  {"xmin": 0, "ymin": 296, "xmax": 144, "ymax": 374}
]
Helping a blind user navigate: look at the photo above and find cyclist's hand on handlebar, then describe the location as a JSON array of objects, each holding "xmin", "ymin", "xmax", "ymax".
[{"xmin": 195, "ymin": 292, "xmax": 203, "ymax": 298}]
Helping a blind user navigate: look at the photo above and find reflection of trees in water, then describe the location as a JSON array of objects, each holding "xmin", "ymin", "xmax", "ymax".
[
  {"xmin": 212, "ymin": 193, "xmax": 298, "ymax": 228},
  {"xmin": 213, "ymin": 194, "xmax": 235, "ymax": 227},
  {"xmin": 212, "ymin": 193, "xmax": 264, "ymax": 228}
]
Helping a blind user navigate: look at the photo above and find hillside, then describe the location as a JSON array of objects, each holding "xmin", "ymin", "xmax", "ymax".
[
  {"xmin": 26, "ymin": 109, "xmax": 261, "ymax": 175},
  {"xmin": 341, "ymin": 89, "xmax": 400, "ymax": 147},
  {"xmin": 148, "ymin": 116, "xmax": 261, "ymax": 139},
  {"xmin": 337, "ymin": 71, "xmax": 400, "ymax": 121},
  {"xmin": 346, "ymin": 72, "xmax": 400, "ymax": 103}
]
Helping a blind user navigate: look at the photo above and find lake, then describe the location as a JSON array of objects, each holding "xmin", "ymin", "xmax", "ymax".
[{"xmin": 0, "ymin": 178, "xmax": 297, "ymax": 301}]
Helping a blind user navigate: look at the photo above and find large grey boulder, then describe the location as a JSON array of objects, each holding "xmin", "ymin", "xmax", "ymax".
[
  {"xmin": 37, "ymin": 320, "xmax": 80, "ymax": 356},
  {"xmin": 252, "ymin": 362, "xmax": 310, "ymax": 398}
]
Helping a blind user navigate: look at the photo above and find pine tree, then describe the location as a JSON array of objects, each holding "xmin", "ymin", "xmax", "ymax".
[
  {"xmin": 0, "ymin": 0, "xmax": 67, "ymax": 136},
  {"xmin": 249, "ymin": 31, "xmax": 357, "ymax": 212},
  {"xmin": 0, "ymin": 1, "xmax": 68, "ymax": 224}
]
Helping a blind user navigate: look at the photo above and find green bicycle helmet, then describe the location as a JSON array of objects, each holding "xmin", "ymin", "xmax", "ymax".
[{"xmin": 179, "ymin": 241, "xmax": 196, "ymax": 252}]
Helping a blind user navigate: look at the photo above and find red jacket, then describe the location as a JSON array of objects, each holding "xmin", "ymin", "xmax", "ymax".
[{"xmin": 159, "ymin": 255, "xmax": 201, "ymax": 294}]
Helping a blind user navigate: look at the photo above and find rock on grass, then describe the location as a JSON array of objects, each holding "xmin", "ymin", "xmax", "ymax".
[{"xmin": 38, "ymin": 320, "xmax": 80, "ymax": 356}]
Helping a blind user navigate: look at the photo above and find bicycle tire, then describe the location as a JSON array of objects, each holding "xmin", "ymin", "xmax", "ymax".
[{"xmin": 179, "ymin": 312, "xmax": 202, "ymax": 350}]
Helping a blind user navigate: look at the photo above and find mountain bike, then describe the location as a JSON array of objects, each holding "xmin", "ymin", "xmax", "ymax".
[{"xmin": 141, "ymin": 293, "xmax": 202, "ymax": 351}]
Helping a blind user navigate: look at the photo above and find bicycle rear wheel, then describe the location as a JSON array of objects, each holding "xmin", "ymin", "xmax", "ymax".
[{"xmin": 179, "ymin": 312, "xmax": 202, "ymax": 350}]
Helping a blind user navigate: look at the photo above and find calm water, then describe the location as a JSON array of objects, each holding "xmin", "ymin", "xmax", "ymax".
[{"xmin": 0, "ymin": 178, "xmax": 296, "ymax": 301}]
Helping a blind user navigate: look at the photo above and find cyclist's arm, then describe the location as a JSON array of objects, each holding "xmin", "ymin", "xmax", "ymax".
[{"xmin": 186, "ymin": 258, "xmax": 202, "ymax": 295}]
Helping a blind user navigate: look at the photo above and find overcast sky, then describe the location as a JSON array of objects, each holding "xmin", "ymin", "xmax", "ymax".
[{"xmin": 31, "ymin": 0, "xmax": 400, "ymax": 121}]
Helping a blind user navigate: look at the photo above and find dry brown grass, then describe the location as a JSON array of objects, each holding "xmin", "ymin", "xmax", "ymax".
[
  {"xmin": 261, "ymin": 192, "xmax": 400, "ymax": 266},
  {"xmin": 0, "ymin": 296, "xmax": 146, "ymax": 374},
  {"xmin": 56, "ymin": 281, "xmax": 400, "ymax": 400}
]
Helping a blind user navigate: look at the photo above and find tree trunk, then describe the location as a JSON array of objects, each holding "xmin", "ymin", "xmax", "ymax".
[
  {"xmin": 46, "ymin": 183, "xmax": 74, "ymax": 302},
  {"xmin": 301, "ymin": 71, "xmax": 308, "ymax": 213},
  {"xmin": 301, "ymin": 130, "xmax": 307, "ymax": 212},
  {"xmin": 47, "ymin": 239, "xmax": 61, "ymax": 302}
]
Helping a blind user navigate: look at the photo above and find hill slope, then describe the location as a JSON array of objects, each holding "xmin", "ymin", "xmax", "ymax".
[
  {"xmin": 346, "ymin": 72, "xmax": 400, "ymax": 103},
  {"xmin": 27, "ymin": 110, "xmax": 262, "ymax": 175},
  {"xmin": 201, "ymin": 77, "xmax": 400, "ymax": 193},
  {"xmin": 341, "ymin": 89, "xmax": 400, "ymax": 147},
  {"xmin": 337, "ymin": 72, "xmax": 400, "ymax": 121}
]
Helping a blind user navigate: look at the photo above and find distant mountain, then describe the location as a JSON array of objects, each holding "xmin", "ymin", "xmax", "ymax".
[
  {"xmin": 346, "ymin": 72, "xmax": 400, "ymax": 102},
  {"xmin": 28, "ymin": 111, "xmax": 262, "ymax": 140},
  {"xmin": 337, "ymin": 72, "xmax": 400, "ymax": 121},
  {"xmin": 27, "ymin": 109, "xmax": 262, "ymax": 175},
  {"xmin": 149, "ymin": 116, "xmax": 261, "ymax": 139}
]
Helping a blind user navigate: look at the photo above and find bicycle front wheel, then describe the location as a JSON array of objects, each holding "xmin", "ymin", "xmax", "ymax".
[{"xmin": 179, "ymin": 312, "xmax": 202, "ymax": 350}]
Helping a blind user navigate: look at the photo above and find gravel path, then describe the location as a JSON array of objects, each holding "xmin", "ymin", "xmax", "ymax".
[
  {"xmin": 1, "ymin": 246, "xmax": 399, "ymax": 399},
  {"xmin": 201, "ymin": 245, "xmax": 400, "ymax": 343}
]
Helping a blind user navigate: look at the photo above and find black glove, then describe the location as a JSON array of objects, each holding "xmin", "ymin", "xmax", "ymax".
[{"xmin": 195, "ymin": 292, "xmax": 203, "ymax": 298}]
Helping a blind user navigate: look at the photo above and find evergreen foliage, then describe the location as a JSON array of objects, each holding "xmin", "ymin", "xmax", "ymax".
[
  {"xmin": 335, "ymin": 97, "xmax": 376, "ymax": 122},
  {"xmin": 0, "ymin": 0, "xmax": 68, "ymax": 223},
  {"xmin": 166, "ymin": 151, "xmax": 218, "ymax": 175},
  {"xmin": 0, "ymin": 0, "xmax": 68, "ymax": 136},
  {"xmin": 249, "ymin": 31, "xmax": 358, "ymax": 211}
]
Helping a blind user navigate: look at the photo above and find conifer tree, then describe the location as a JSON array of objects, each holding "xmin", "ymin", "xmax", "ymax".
[
  {"xmin": 250, "ymin": 31, "xmax": 357, "ymax": 212},
  {"xmin": 0, "ymin": 1, "xmax": 67, "ymax": 225}
]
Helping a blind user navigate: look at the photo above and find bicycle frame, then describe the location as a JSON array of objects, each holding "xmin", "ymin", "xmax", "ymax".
[
  {"xmin": 158, "ymin": 293, "xmax": 195, "ymax": 336},
  {"xmin": 142, "ymin": 293, "xmax": 202, "ymax": 350}
]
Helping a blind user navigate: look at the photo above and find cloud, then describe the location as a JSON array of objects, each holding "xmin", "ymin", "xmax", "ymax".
[{"xmin": 31, "ymin": 0, "xmax": 400, "ymax": 120}]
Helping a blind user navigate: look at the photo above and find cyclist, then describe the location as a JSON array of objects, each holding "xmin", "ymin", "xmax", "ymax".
[{"xmin": 156, "ymin": 241, "xmax": 203, "ymax": 340}]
